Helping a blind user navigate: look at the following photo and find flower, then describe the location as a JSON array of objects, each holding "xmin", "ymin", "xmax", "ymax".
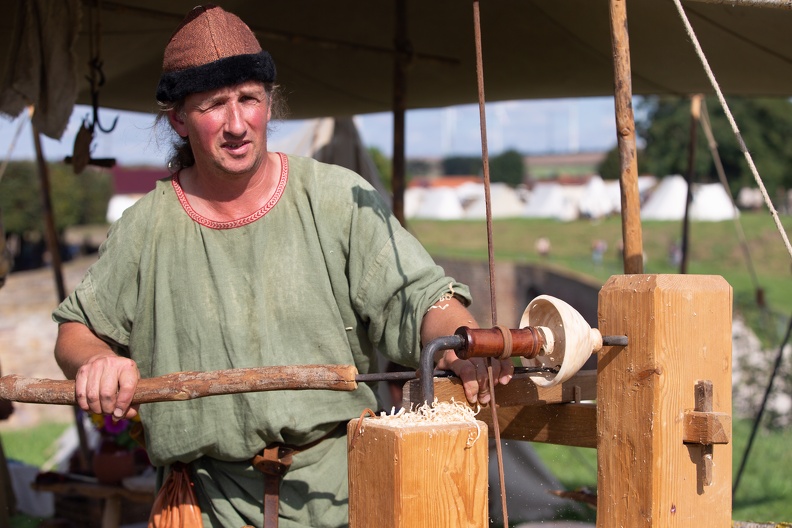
[{"xmin": 89, "ymin": 412, "xmax": 142, "ymax": 451}]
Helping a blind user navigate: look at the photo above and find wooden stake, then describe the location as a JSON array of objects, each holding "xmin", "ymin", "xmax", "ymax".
[
  {"xmin": 348, "ymin": 418, "xmax": 488, "ymax": 527},
  {"xmin": 608, "ymin": 0, "xmax": 644, "ymax": 274}
]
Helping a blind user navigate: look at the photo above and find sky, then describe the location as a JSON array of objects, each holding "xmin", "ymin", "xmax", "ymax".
[{"xmin": 0, "ymin": 97, "xmax": 620, "ymax": 168}]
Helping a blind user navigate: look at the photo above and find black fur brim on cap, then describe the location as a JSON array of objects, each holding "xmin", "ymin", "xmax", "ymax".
[{"xmin": 156, "ymin": 51, "xmax": 276, "ymax": 103}]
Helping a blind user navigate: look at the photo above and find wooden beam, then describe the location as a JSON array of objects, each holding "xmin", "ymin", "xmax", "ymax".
[
  {"xmin": 597, "ymin": 275, "xmax": 733, "ymax": 528},
  {"xmin": 402, "ymin": 370, "xmax": 596, "ymax": 409},
  {"xmin": 496, "ymin": 403, "xmax": 597, "ymax": 448}
]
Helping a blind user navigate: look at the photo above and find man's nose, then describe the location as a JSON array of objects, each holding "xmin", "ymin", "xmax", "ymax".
[{"xmin": 225, "ymin": 104, "xmax": 245, "ymax": 135}]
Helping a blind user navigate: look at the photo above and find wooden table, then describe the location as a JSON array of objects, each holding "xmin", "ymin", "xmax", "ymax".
[{"xmin": 33, "ymin": 479, "xmax": 154, "ymax": 528}]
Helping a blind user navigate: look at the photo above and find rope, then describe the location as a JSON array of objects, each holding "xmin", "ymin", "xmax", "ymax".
[
  {"xmin": 671, "ymin": 0, "xmax": 792, "ymax": 262},
  {"xmin": 698, "ymin": 100, "xmax": 764, "ymax": 300}
]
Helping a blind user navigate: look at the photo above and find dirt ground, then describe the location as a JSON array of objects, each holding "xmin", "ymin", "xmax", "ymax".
[{"xmin": 0, "ymin": 255, "xmax": 97, "ymax": 430}]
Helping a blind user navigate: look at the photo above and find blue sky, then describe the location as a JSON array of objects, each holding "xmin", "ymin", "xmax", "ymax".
[{"xmin": 0, "ymin": 97, "xmax": 619, "ymax": 167}]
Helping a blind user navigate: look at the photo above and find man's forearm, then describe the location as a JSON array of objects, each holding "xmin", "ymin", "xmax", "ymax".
[{"xmin": 55, "ymin": 322, "xmax": 117, "ymax": 379}]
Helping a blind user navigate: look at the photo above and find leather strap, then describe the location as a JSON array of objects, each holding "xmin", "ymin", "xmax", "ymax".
[
  {"xmin": 252, "ymin": 445, "xmax": 294, "ymax": 528},
  {"xmin": 251, "ymin": 425, "xmax": 341, "ymax": 528}
]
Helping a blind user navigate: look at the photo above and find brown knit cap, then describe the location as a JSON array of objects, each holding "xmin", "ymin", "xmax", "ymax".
[{"xmin": 156, "ymin": 4, "xmax": 276, "ymax": 102}]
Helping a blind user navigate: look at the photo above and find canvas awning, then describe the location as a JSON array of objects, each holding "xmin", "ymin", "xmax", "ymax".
[{"xmin": 2, "ymin": 0, "xmax": 792, "ymax": 135}]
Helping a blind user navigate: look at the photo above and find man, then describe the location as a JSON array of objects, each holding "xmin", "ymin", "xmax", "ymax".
[{"xmin": 53, "ymin": 5, "xmax": 512, "ymax": 527}]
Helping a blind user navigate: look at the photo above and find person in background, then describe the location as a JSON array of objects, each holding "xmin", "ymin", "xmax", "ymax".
[{"xmin": 52, "ymin": 5, "xmax": 512, "ymax": 527}]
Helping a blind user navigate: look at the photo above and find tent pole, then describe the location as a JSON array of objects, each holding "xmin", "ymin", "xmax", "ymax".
[
  {"xmin": 31, "ymin": 124, "xmax": 92, "ymax": 473},
  {"xmin": 608, "ymin": 0, "xmax": 644, "ymax": 274},
  {"xmin": 680, "ymin": 94, "xmax": 703, "ymax": 274},
  {"xmin": 391, "ymin": 0, "xmax": 408, "ymax": 226}
]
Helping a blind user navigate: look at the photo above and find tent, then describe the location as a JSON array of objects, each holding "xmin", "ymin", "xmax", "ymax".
[
  {"xmin": 462, "ymin": 183, "xmax": 525, "ymax": 219},
  {"xmin": 691, "ymin": 182, "xmax": 739, "ymax": 221},
  {"xmin": 641, "ymin": 175, "xmax": 738, "ymax": 221},
  {"xmin": 578, "ymin": 175, "xmax": 616, "ymax": 219},
  {"xmin": 523, "ymin": 182, "xmax": 578, "ymax": 221},
  {"xmin": 411, "ymin": 187, "xmax": 465, "ymax": 220},
  {"xmin": 641, "ymin": 175, "xmax": 690, "ymax": 220}
]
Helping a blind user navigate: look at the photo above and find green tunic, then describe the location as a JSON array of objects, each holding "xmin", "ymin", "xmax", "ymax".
[{"xmin": 54, "ymin": 154, "xmax": 471, "ymax": 527}]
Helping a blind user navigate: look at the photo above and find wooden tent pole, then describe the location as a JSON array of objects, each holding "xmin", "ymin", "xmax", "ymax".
[
  {"xmin": 391, "ymin": 0, "xmax": 408, "ymax": 226},
  {"xmin": 31, "ymin": 124, "xmax": 92, "ymax": 473},
  {"xmin": 680, "ymin": 94, "xmax": 703, "ymax": 274},
  {"xmin": 608, "ymin": 0, "xmax": 644, "ymax": 274}
]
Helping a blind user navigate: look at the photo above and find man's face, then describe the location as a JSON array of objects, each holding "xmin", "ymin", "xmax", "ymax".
[{"xmin": 169, "ymin": 80, "xmax": 271, "ymax": 177}]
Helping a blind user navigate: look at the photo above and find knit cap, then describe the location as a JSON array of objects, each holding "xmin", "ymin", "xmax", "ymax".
[{"xmin": 155, "ymin": 4, "xmax": 276, "ymax": 103}]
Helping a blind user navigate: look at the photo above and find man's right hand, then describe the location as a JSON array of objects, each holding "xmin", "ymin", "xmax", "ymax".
[
  {"xmin": 55, "ymin": 322, "xmax": 140, "ymax": 420},
  {"xmin": 75, "ymin": 354, "xmax": 140, "ymax": 420}
]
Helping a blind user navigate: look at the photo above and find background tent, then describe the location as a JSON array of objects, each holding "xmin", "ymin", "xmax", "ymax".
[
  {"xmin": 578, "ymin": 175, "xmax": 616, "ymax": 219},
  {"xmin": 271, "ymin": 117, "xmax": 391, "ymax": 206},
  {"xmin": 523, "ymin": 182, "xmax": 578, "ymax": 221},
  {"xmin": 642, "ymin": 175, "xmax": 738, "ymax": 221},
  {"xmin": 463, "ymin": 183, "xmax": 525, "ymax": 219}
]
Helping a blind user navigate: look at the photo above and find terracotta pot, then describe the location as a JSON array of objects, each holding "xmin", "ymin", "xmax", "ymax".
[{"xmin": 91, "ymin": 442, "xmax": 138, "ymax": 485}]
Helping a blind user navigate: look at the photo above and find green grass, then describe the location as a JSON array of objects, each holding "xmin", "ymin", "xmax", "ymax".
[
  {"xmin": 0, "ymin": 422, "xmax": 71, "ymax": 468},
  {"xmin": 529, "ymin": 419, "xmax": 792, "ymax": 523}
]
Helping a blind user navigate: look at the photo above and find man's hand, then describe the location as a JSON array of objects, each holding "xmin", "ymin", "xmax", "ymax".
[
  {"xmin": 55, "ymin": 322, "xmax": 140, "ymax": 420},
  {"xmin": 421, "ymin": 296, "xmax": 514, "ymax": 405},
  {"xmin": 75, "ymin": 354, "xmax": 140, "ymax": 420},
  {"xmin": 436, "ymin": 349, "xmax": 513, "ymax": 405}
]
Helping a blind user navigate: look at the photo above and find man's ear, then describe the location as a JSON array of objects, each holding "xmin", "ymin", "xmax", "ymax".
[{"xmin": 168, "ymin": 109, "xmax": 188, "ymax": 138}]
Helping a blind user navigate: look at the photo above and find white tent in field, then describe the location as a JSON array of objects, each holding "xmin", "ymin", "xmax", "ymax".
[
  {"xmin": 578, "ymin": 175, "xmax": 616, "ymax": 219},
  {"xmin": 642, "ymin": 175, "xmax": 737, "ymax": 221},
  {"xmin": 691, "ymin": 182, "xmax": 739, "ymax": 221},
  {"xmin": 605, "ymin": 175, "xmax": 658, "ymax": 213},
  {"xmin": 641, "ymin": 175, "xmax": 689, "ymax": 220},
  {"xmin": 412, "ymin": 187, "xmax": 465, "ymax": 220},
  {"xmin": 523, "ymin": 182, "xmax": 578, "ymax": 221},
  {"xmin": 463, "ymin": 183, "xmax": 525, "ymax": 219}
]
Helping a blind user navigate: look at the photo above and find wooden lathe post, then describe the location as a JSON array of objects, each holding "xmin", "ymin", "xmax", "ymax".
[
  {"xmin": 347, "ymin": 418, "xmax": 488, "ymax": 527},
  {"xmin": 597, "ymin": 275, "xmax": 733, "ymax": 527}
]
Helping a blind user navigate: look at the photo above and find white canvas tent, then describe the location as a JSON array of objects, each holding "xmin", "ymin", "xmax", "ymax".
[
  {"xmin": 411, "ymin": 187, "xmax": 465, "ymax": 220},
  {"xmin": 463, "ymin": 183, "xmax": 525, "ymax": 219},
  {"xmin": 641, "ymin": 175, "xmax": 738, "ymax": 221},
  {"xmin": 523, "ymin": 182, "xmax": 579, "ymax": 221},
  {"xmin": 578, "ymin": 175, "xmax": 617, "ymax": 219}
]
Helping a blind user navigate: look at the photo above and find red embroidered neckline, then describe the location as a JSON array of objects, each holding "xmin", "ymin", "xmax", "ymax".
[{"xmin": 171, "ymin": 153, "xmax": 288, "ymax": 230}]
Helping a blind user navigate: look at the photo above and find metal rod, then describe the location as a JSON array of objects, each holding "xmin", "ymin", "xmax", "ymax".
[{"xmin": 602, "ymin": 335, "xmax": 629, "ymax": 347}]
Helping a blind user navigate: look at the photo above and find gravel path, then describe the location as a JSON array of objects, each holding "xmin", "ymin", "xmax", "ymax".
[{"xmin": 0, "ymin": 256, "xmax": 97, "ymax": 430}]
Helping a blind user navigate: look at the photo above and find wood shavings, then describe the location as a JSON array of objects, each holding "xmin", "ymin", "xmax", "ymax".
[
  {"xmin": 427, "ymin": 283, "xmax": 456, "ymax": 312},
  {"xmin": 372, "ymin": 399, "xmax": 483, "ymax": 448}
]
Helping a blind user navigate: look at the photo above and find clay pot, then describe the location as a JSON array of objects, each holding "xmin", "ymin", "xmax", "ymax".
[{"xmin": 91, "ymin": 441, "xmax": 138, "ymax": 485}]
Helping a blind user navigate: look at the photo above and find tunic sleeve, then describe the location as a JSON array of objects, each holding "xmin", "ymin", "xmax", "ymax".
[{"xmin": 343, "ymin": 182, "xmax": 471, "ymax": 368}]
